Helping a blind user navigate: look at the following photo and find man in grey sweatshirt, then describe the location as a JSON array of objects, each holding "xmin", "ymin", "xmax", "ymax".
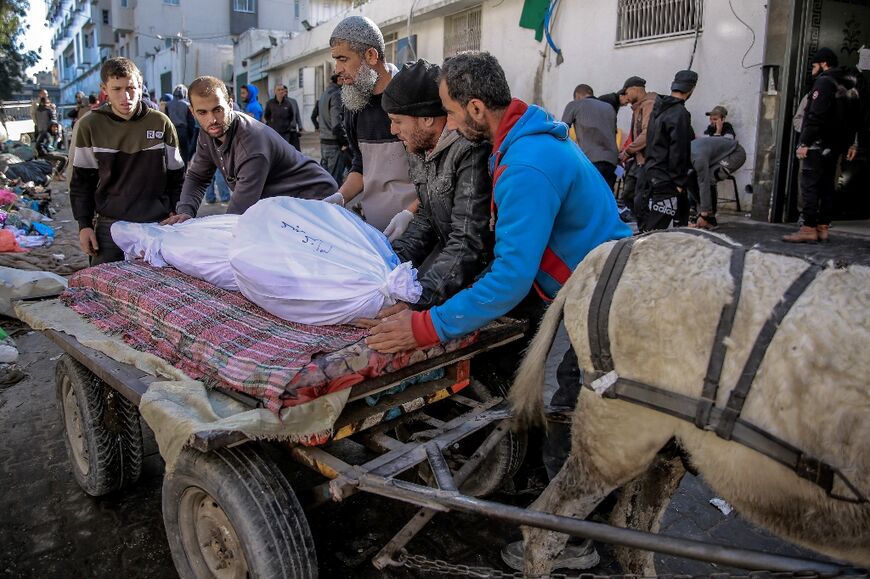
[
  {"xmin": 689, "ymin": 135, "xmax": 745, "ymax": 228},
  {"xmin": 164, "ymin": 76, "xmax": 337, "ymax": 224},
  {"xmin": 561, "ymin": 84, "xmax": 618, "ymax": 190}
]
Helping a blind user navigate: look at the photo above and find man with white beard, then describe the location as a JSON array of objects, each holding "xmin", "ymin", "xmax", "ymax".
[{"xmin": 323, "ymin": 16, "xmax": 418, "ymax": 240}]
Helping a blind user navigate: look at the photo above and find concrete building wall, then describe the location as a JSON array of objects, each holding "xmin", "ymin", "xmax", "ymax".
[
  {"xmin": 531, "ymin": 0, "xmax": 767, "ymax": 208},
  {"xmin": 240, "ymin": 0, "xmax": 768, "ymax": 209}
]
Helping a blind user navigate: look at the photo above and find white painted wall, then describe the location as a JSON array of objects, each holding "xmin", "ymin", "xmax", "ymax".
[
  {"xmin": 240, "ymin": 0, "xmax": 767, "ymax": 206},
  {"xmin": 512, "ymin": 0, "xmax": 767, "ymax": 207}
]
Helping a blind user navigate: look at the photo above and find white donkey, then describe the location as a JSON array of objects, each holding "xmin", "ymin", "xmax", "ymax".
[{"xmin": 510, "ymin": 230, "xmax": 870, "ymax": 576}]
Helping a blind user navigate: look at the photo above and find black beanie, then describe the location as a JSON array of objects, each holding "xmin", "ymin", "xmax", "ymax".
[
  {"xmin": 382, "ymin": 59, "xmax": 445, "ymax": 117},
  {"xmin": 811, "ymin": 47, "xmax": 838, "ymax": 68}
]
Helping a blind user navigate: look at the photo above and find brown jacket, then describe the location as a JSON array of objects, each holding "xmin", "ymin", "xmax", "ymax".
[{"xmin": 626, "ymin": 91, "xmax": 657, "ymax": 165}]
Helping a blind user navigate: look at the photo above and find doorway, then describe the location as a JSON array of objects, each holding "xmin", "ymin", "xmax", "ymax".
[{"xmin": 773, "ymin": 0, "xmax": 870, "ymax": 223}]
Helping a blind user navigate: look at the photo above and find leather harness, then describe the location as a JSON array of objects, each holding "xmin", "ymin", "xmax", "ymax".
[{"xmin": 583, "ymin": 229, "xmax": 866, "ymax": 504}]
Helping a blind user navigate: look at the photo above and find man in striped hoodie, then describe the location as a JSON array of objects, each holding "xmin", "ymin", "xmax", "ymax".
[{"xmin": 70, "ymin": 57, "xmax": 184, "ymax": 265}]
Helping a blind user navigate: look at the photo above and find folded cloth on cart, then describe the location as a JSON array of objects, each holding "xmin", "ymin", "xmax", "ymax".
[
  {"xmin": 110, "ymin": 215, "xmax": 240, "ymax": 290},
  {"xmin": 61, "ymin": 261, "xmax": 477, "ymax": 415},
  {"xmin": 229, "ymin": 196, "xmax": 422, "ymax": 325}
]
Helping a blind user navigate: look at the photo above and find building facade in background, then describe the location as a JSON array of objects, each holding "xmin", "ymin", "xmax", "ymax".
[
  {"xmin": 44, "ymin": 0, "xmax": 870, "ymax": 224},
  {"xmin": 47, "ymin": 0, "xmax": 310, "ymax": 105}
]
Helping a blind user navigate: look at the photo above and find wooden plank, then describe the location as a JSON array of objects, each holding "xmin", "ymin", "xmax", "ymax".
[
  {"xmin": 188, "ymin": 429, "xmax": 249, "ymax": 453},
  {"xmin": 44, "ymin": 329, "xmax": 154, "ymax": 405},
  {"xmin": 332, "ymin": 378, "xmax": 469, "ymax": 441},
  {"xmin": 345, "ymin": 318, "xmax": 525, "ymax": 402}
]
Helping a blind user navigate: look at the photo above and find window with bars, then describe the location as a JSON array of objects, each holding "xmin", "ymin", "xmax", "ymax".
[
  {"xmin": 616, "ymin": 0, "xmax": 703, "ymax": 45},
  {"xmin": 444, "ymin": 6, "xmax": 481, "ymax": 57},
  {"xmin": 233, "ymin": 0, "xmax": 255, "ymax": 12}
]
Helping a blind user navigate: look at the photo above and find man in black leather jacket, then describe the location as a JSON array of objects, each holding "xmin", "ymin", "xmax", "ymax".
[{"xmin": 363, "ymin": 59, "xmax": 493, "ymax": 317}]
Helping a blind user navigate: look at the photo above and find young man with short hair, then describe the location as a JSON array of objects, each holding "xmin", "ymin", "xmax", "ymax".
[
  {"xmin": 366, "ymin": 53, "xmax": 630, "ymax": 571},
  {"xmin": 561, "ymin": 83, "xmax": 619, "ymax": 190},
  {"xmin": 367, "ymin": 52, "xmax": 629, "ymax": 352},
  {"xmin": 635, "ymin": 69, "xmax": 698, "ymax": 231},
  {"xmin": 163, "ymin": 75, "xmax": 336, "ymax": 224},
  {"xmin": 70, "ymin": 57, "xmax": 184, "ymax": 265}
]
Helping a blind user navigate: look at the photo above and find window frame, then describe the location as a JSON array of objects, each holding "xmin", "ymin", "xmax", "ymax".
[
  {"xmin": 443, "ymin": 5, "xmax": 482, "ymax": 58},
  {"xmin": 233, "ymin": 0, "xmax": 255, "ymax": 13},
  {"xmin": 615, "ymin": 0, "xmax": 704, "ymax": 46}
]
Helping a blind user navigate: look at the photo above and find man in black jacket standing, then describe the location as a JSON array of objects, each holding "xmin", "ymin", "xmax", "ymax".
[
  {"xmin": 311, "ymin": 74, "xmax": 349, "ymax": 183},
  {"xmin": 357, "ymin": 59, "xmax": 493, "ymax": 321},
  {"xmin": 263, "ymin": 84, "xmax": 302, "ymax": 150},
  {"xmin": 636, "ymin": 69, "xmax": 698, "ymax": 232},
  {"xmin": 784, "ymin": 47, "xmax": 858, "ymax": 243}
]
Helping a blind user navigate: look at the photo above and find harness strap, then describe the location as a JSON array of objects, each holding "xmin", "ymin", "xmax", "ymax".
[
  {"xmin": 713, "ymin": 264, "xmax": 822, "ymax": 440},
  {"xmin": 587, "ymin": 237, "xmax": 637, "ymax": 373},
  {"xmin": 588, "ymin": 373, "xmax": 867, "ymax": 503},
  {"xmin": 695, "ymin": 246, "xmax": 746, "ymax": 429}
]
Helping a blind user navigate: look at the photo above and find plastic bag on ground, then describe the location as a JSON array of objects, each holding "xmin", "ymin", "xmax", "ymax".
[
  {"xmin": 0, "ymin": 265, "xmax": 67, "ymax": 317},
  {"xmin": 230, "ymin": 197, "xmax": 421, "ymax": 325}
]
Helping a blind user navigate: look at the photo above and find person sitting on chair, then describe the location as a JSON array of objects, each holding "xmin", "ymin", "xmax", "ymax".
[{"xmin": 688, "ymin": 135, "xmax": 746, "ymax": 229}]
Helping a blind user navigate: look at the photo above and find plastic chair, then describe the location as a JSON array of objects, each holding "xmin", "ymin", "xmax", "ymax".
[{"xmin": 716, "ymin": 175, "xmax": 741, "ymax": 212}]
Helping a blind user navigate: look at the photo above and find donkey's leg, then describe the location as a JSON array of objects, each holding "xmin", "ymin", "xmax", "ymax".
[
  {"xmin": 522, "ymin": 395, "xmax": 678, "ymax": 577},
  {"xmin": 611, "ymin": 445, "xmax": 687, "ymax": 575}
]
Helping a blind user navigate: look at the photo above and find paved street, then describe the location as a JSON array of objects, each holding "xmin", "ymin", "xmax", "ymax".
[
  {"xmin": 0, "ymin": 324, "xmax": 834, "ymax": 578},
  {"xmin": 0, "ymin": 137, "xmax": 855, "ymax": 579}
]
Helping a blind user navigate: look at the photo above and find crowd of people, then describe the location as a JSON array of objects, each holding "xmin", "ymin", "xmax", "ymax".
[
  {"xmin": 560, "ymin": 69, "xmax": 749, "ymax": 233},
  {"xmin": 26, "ymin": 15, "xmax": 867, "ymax": 573}
]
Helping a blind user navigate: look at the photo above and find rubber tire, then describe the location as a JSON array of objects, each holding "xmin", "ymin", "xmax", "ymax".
[
  {"xmin": 55, "ymin": 354, "xmax": 144, "ymax": 496},
  {"xmin": 402, "ymin": 381, "xmax": 527, "ymax": 497},
  {"xmin": 163, "ymin": 445, "xmax": 318, "ymax": 579},
  {"xmin": 455, "ymin": 380, "xmax": 528, "ymax": 497}
]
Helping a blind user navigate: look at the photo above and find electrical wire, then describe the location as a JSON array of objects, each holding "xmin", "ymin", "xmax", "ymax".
[
  {"xmin": 544, "ymin": 0, "xmax": 563, "ymax": 65},
  {"xmin": 728, "ymin": 0, "xmax": 763, "ymax": 69}
]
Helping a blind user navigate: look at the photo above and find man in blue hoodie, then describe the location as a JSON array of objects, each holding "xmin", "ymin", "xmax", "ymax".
[
  {"xmin": 367, "ymin": 52, "xmax": 629, "ymax": 570},
  {"xmin": 367, "ymin": 51, "xmax": 630, "ymax": 353},
  {"xmin": 239, "ymin": 84, "xmax": 263, "ymax": 121}
]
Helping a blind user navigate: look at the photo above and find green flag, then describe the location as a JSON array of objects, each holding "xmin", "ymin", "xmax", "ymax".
[{"xmin": 519, "ymin": 0, "xmax": 551, "ymax": 42}]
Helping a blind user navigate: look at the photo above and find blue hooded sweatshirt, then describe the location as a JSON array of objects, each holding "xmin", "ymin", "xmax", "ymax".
[
  {"xmin": 242, "ymin": 84, "xmax": 263, "ymax": 121},
  {"xmin": 414, "ymin": 99, "xmax": 631, "ymax": 343}
]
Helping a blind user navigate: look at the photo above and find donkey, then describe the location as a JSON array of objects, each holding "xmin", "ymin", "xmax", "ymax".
[{"xmin": 510, "ymin": 231, "xmax": 870, "ymax": 576}]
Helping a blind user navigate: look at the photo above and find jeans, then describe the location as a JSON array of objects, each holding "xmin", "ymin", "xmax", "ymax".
[
  {"xmin": 204, "ymin": 170, "xmax": 231, "ymax": 203},
  {"xmin": 320, "ymin": 142, "xmax": 348, "ymax": 184},
  {"xmin": 90, "ymin": 218, "xmax": 125, "ymax": 266},
  {"xmin": 799, "ymin": 149, "xmax": 838, "ymax": 227},
  {"xmin": 541, "ymin": 323, "xmax": 583, "ymax": 480}
]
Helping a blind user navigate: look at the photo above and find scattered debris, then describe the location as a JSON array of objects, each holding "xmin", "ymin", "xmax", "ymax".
[{"xmin": 709, "ymin": 497, "xmax": 733, "ymax": 516}]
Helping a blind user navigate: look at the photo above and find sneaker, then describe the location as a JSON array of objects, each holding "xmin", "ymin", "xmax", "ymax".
[{"xmin": 500, "ymin": 538, "xmax": 600, "ymax": 572}]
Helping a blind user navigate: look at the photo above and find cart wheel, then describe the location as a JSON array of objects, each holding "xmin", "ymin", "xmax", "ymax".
[
  {"xmin": 400, "ymin": 380, "xmax": 527, "ymax": 497},
  {"xmin": 449, "ymin": 380, "xmax": 527, "ymax": 497},
  {"xmin": 163, "ymin": 445, "xmax": 317, "ymax": 579},
  {"xmin": 55, "ymin": 354, "xmax": 143, "ymax": 496}
]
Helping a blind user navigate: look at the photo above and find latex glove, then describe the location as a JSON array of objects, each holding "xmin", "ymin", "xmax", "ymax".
[
  {"xmin": 384, "ymin": 210, "xmax": 414, "ymax": 241},
  {"xmin": 323, "ymin": 192, "xmax": 345, "ymax": 206}
]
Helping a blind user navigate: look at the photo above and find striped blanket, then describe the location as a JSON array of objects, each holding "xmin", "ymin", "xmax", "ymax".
[{"xmin": 61, "ymin": 261, "xmax": 475, "ymax": 414}]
